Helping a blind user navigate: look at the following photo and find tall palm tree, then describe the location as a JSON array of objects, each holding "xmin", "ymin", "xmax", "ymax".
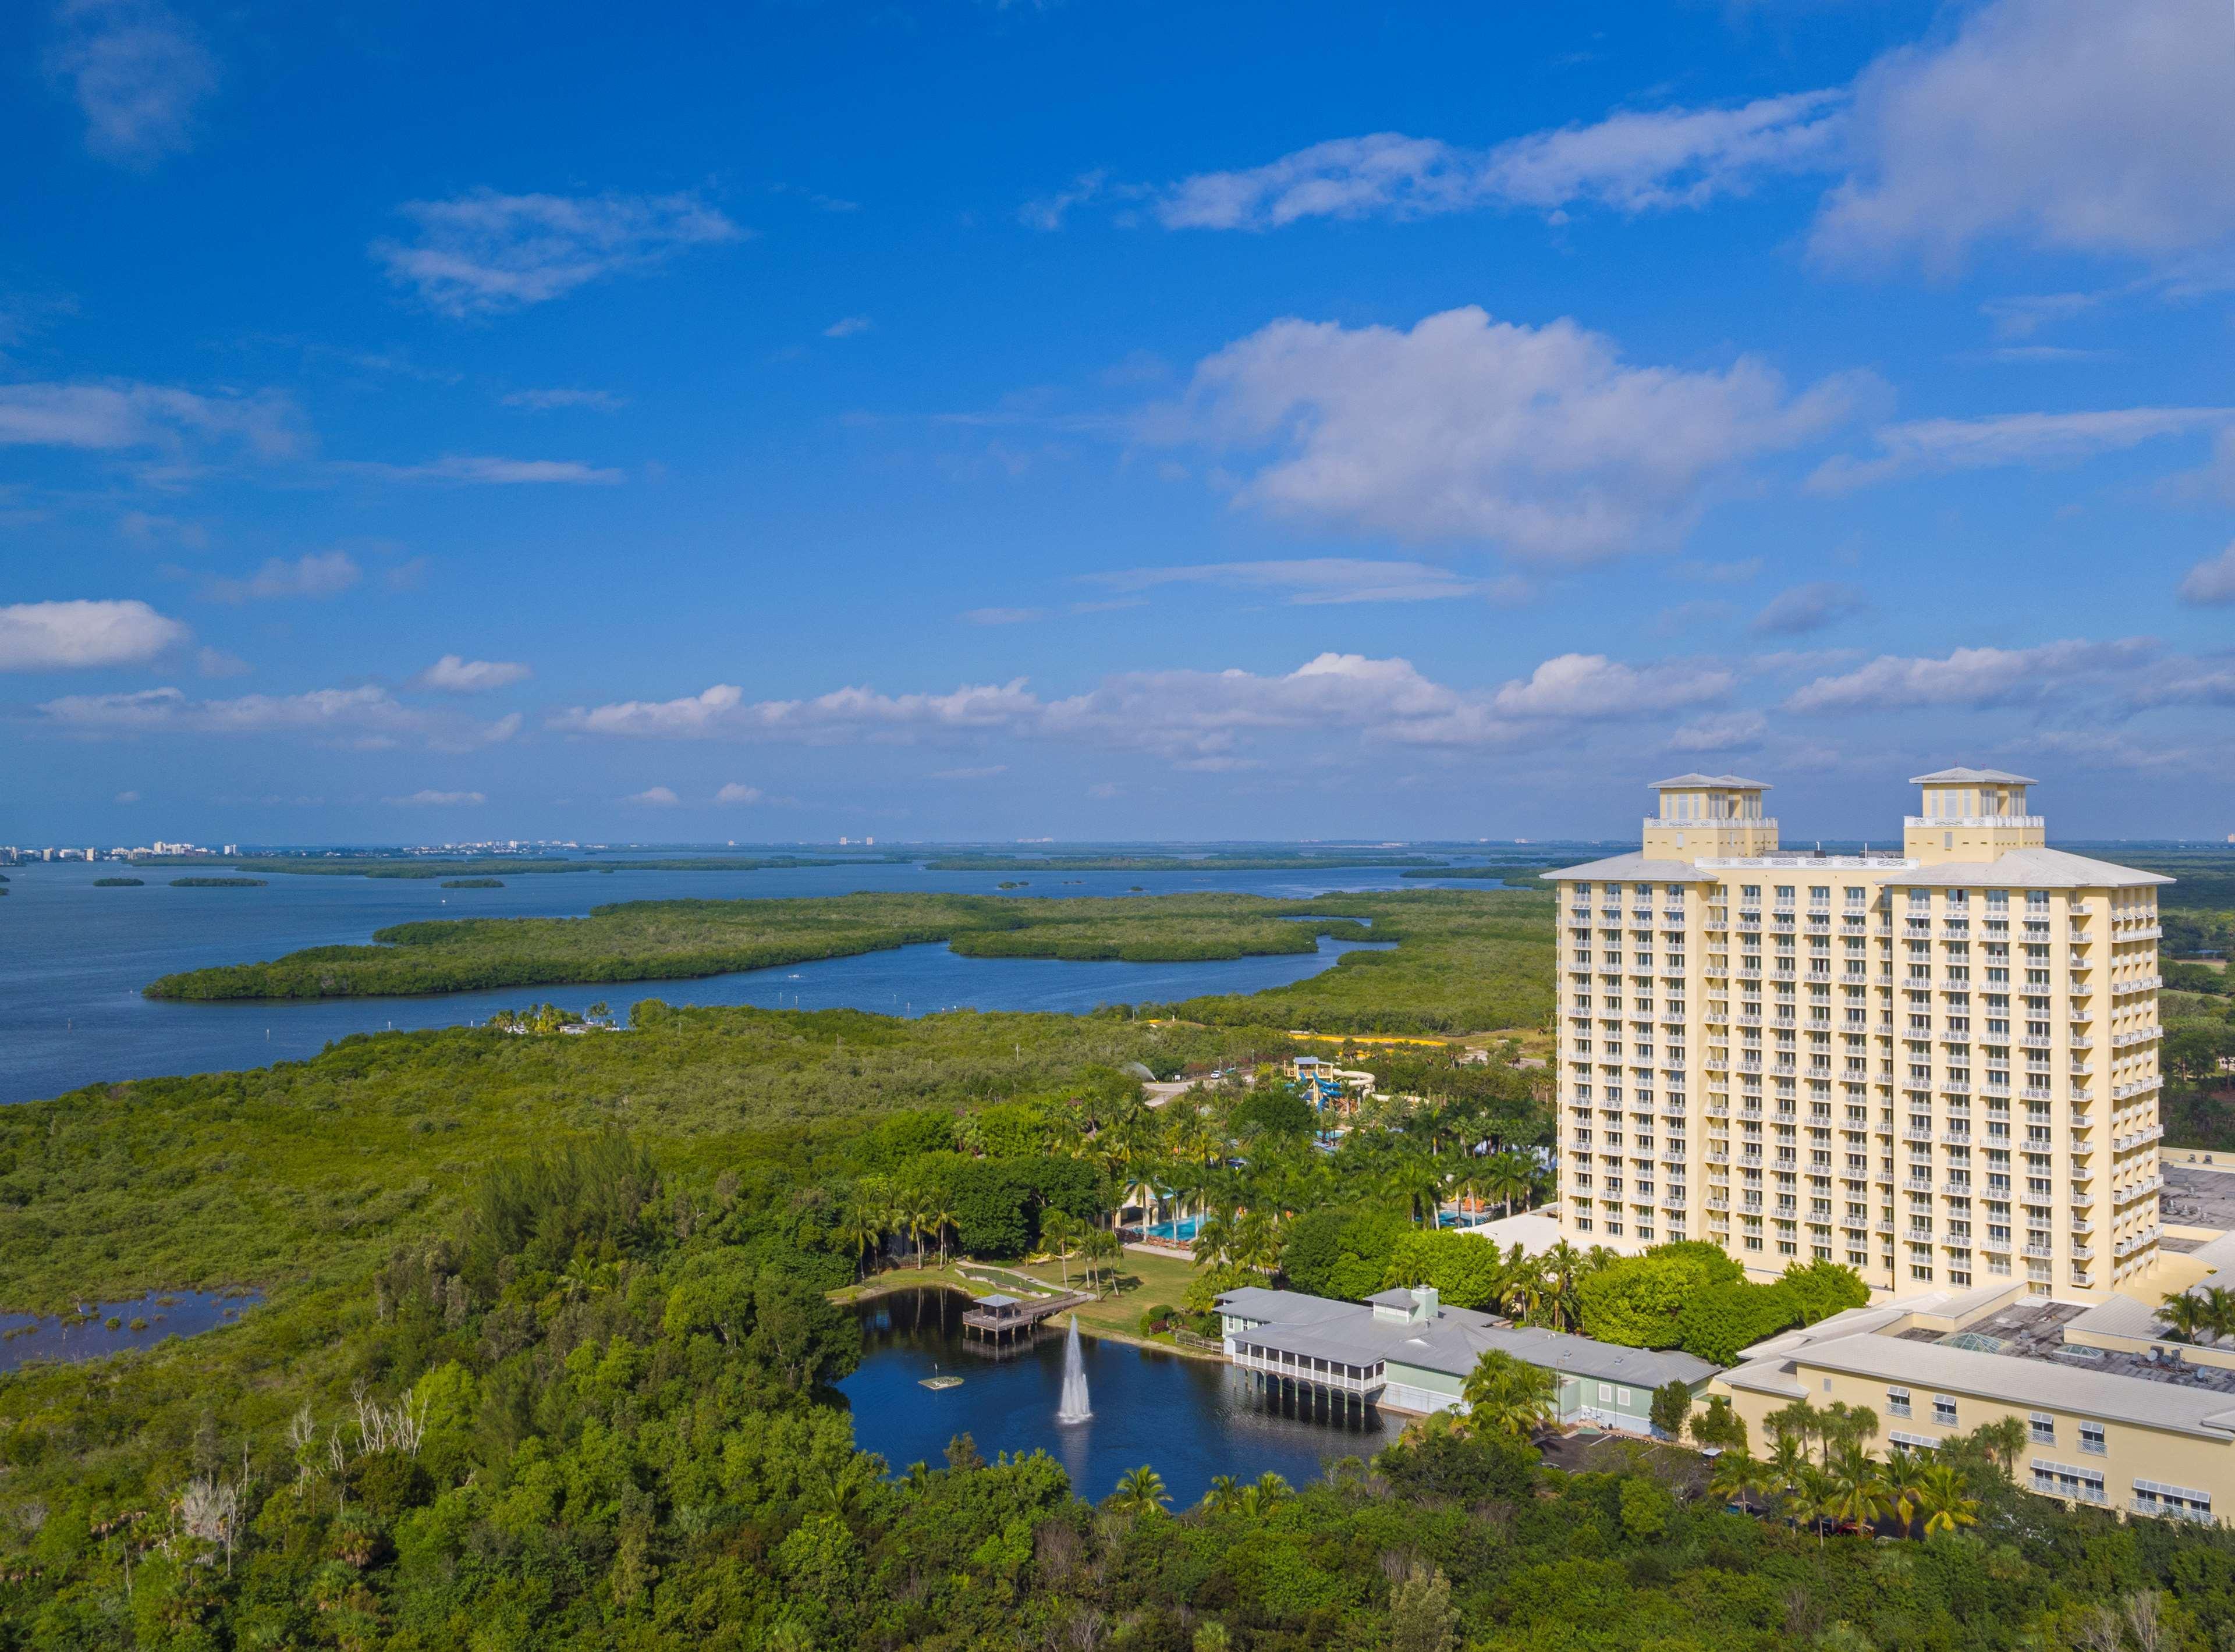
[
  {"xmin": 2200, "ymin": 1284, "xmax": 2235, "ymax": 1343},
  {"xmin": 1535, "ymin": 1241, "xmax": 1591, "ymax": 1332},
  {"xmin": 1189, "ymin": 1213, "xmax": 1235, "ymax": 1271},
  {"xmin": 833, "ymin": 1200, "xmax": 884, "ymax": 1281},
  {"xmin": 1794, "ymin": 1465, "xmax": 1839, "ymax": 1548},
  {"xmin": 1971, "ymin": 1416, "xmax": 2027, "ymax": 1483},
  {"xmin": 1485, "ymin": 1150, "xmax": 1534, "ymax": 1216},
  {"xmin": 1824, "ymin": 1440, "xmax": 1886, "ymax": 1533},
  {"xmin": 905, "ymin": 1193, "xmax": 938, "ymax": 1269},
  {"xmin": 930, "ymin": 1201, "xmax": 959, "ymax": 1268},
  {"xmin": 1912, "ymin": 1463, "xmax": 1980, "ymax": 1535},
  {"xmin": 1459, "ymin": 1350, "xmax": 1557, "ymax": 1439},
  {"xmin": 1239, "ymin": 1471, "xmax": 1291, "ymax": 1516},
  {"xmin": 1385, "ymin": 1150, "xmax": 1448, "ymax": 1230},
  {"xmin": 1111, "ymin": 1465, "xmax": 1169, "ymax": 1518},
  {"xmin": 1878, "ymin": 1451, "xmax": 1926, "ymax": 1538},
  {"xmin": 1201, "ymin": 1474, "xmax": 1244, "ymax": 1514},
  {"xmin": 1041, "ymin": 1209, "xmax": 1078, "ymax": 1285},
  {"xmin": 1707, "ymin": 1451, "xmax": 1768, "ymax": 1515},
  {"xmin": 1766, "ymin": 1436, "xmax": 1810, "ymax": 1523}
]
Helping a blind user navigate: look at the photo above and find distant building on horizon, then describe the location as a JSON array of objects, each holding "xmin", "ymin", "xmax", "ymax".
[{"xmin": 1543, "ymin": 768, "xmax": 2167, "ymax": 1305}]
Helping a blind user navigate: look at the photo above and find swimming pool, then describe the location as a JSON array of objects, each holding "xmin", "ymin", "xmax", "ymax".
[{"xmin": 1144, "ymin": 1214, "xmax": 1205, "ymax": 1242}]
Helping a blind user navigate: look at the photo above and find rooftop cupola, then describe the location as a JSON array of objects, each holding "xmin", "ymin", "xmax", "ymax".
[
  {"xmin": 1641, "ymin": 773, "xmax": 1779, "ymax": 863},
  {"xmin": 1903, "ymin": 766, "xmax": 2044, "ymax": 864}
]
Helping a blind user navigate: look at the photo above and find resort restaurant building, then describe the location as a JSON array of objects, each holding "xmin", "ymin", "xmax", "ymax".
[
  {"xmin": 1215, "ymin": 1284, "xmax": 1716, "ymax": 1431},
  {"xmin": 1716, "ymin": 1265, "xmax": 2235, "ymax": 1523}
]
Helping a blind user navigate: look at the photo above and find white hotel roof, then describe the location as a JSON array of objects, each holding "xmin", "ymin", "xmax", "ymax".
[{"xmin": 1538, "ymin": 844, "xmax": 2168, "ymax": 889}]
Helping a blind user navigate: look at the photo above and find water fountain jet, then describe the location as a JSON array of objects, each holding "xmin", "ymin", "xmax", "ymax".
[{"xmin": 1056, "ymin": 1314, "xmax": 1092, "ymax": 1423}]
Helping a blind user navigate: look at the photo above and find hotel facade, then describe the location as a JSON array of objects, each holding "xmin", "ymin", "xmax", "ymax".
[{"xmin": 1547, "ymin": 769, "xmax": 2168, "ymax": 1301}]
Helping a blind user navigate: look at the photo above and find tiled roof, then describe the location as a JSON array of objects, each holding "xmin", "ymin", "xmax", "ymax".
[{"xmin": 1909, "ymin": 767, "xmax": 2038, "ymax": 785}]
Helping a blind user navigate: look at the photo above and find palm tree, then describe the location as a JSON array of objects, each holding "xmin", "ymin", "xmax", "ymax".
[
  {"xmin": 1878, "ymin": 1450, "xmax": 1926, "ymax": 1538},
  {"xmin": 1484, "ymin": 1150, "xmax": 1534, "ymax": 1216},
  {"xmin": 1041, "ymin": 1209, "xmax": 1078, "ymax": 1285},
  {"xmin": 1535, "ymin": 1241, "xmax": 1591, "ymax": 1332},
  {"xmin": 1707, "ymin": 1451, "xmax": 1768, "ymax": 1515},
  {"xmin": 1824, "ymin": 1440, "xmax": 1885, "ymax": 1533},
  {"xmin": 905, "ymin": 1193, "xmax": 937, "ymax": 1269},
  {"xmin": 1084, "ymin": 1230, "xmax": 1124, "ymax": 1298},
  {"xmin": 1911, "ymin": 1463, "xmax": 1980, "ymax": 1535},
  {"xmin": 1766, "ymin": 1435, "xmax": 1810, "ymax": 1523},
  {"xmin": 1385, "ymin": 1150, "xmax": 1448, "ymax": 1229},
  {"xmin": 1189, "ymin": 1213, "xmax": 1235, "ymax": 1270},
  {"xmin": 1459, "ymin": 1349, "xmax": 1557, "ymax": 1439},
  {"xmin": 833, "ymin": 1200, "xmax": 885, "ymax": 1281},
  {"xmin": 1239, "ymin": 1471, "xmax": 1291, "ymax": 1516},
  {"xmin": 1794, "ymin": 1465, "xmax": 1839, "ymax": 1548},
  {"xmin": 2202, "ymin": 1285, "xmax": 2235, "ymax": 1343},
  {"xmin": 1201, "ymin": 1474, "xmax": 1244, "ymax": 1514},
  {"xmin": 930, "ymin": 1201, "xmax": 959, "ymax": 1268},
  {"xmin": 1111, "ymin": 1465, "xmax": 1169, "ymax": 1519},
  {"xmin": 1971, "ymin": 1416, "xmax": 2027, "ymax": 1483},
  {"xmin": 2159, "ymin": 1290, "xmax": 2209, "ymax": 1344}
]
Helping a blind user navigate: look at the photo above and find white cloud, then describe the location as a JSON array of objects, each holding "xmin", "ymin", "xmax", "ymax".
[
  {"xmin": 113, "ymin": 788, "xmax": 140, "ymax": 804},
  {"xmin": 1156, "ymin": 306, "xmax": 1858, "ymax": 560},
  {"xmin": 931, "ymin": 765, "xmax": 1007, "ymax": 781},
  {"xmin": 962, "ymin": 607, "xmax": 1046, "ymax": 626},
  {"xmin": 373, "ymin": 190, "xmax": 743, "ymax": 318},
  {"xmin": 1810, "ymin": 407, "xmax": 2233, "ymax": 491},
  {"xmin": 823, "ymin": 315, "xmax": 874, "ymax": 338},
  {"xmin": 1156, "ymin": 93, "xmax": 1844, "ymax": 230},
  {"xmin": 1489, "ymin": 654, "xmax": 1732, "ymax": 719},
  {"xmin": 556, "ymin": 678, "xmax": 1040, "ymax": 743},
  {"xmin": 1813, "ymin": 0, "xmax": 2235, "ymax": 270},
  {"xmin": 0, "ymin": 598, "xmax": 187, "ymax": 670},
  {"xmin": 0, "ymin": 381, "xmax": 299, "ymax": 456},
  {"xmin": 37, "ymin": 683, "xmax": 519, "ymax": 749},
  {"xmin": 118, "ymin": 510, "xmax": 206, "ymax": 548},
  {"xmin": 714, "ymin": 782, "xmax": 764, "ymax": 804},
  {"xmin": 2178, "ymin": 542, "xmax": 2235, "ymax": 606},
  {"xmin": 204, "ymin": 550, "xmax": 360, "ymax": 603},
  {"xmin": 1752, "ymin": 581, "xmax": 1869, "ymax": 635},
  {"xmin": 1020, "ymin": 170, "xmax": 1112, "ymax": 230},
  {"xmin": 386, "ymin": 789, "xmax": 485, "ymax": 807},
  {"xmin": 499, "ymin": 388, "xmax": 627, "ymax": 411},
  {"xmin": 626, "ymin": 786, "xmax": 682, "ymax": 806},
  {"xmin": 348, "ymin": 454, "xmax": 625, "ymax": 485},
  {"xmin": 1087, "ymin": 558, "xmax": 1530, "ymax": 606},
  {"xmin": 196, "ymin": 646, "xmax": 250, "ymax": 678},
  {"xmin": 1668, "ymin": 711, "xmax": 1768, "ymax": 752},
  {"xmin": 49, "ymin": 0, "xmax": 217, "ymax": 166},
  {"xmin": 1981, "ymin": 292, "xmax": 2103, "ymax": 340},
  {"xmin": 415, "ymin": 654, "xmax": 531, "ymax": 693},
  {"xmin": 1784, "ymin": 638, "xmax": 2157, "ymax": 713}
]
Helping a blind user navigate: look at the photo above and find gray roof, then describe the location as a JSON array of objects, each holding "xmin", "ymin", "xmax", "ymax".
[
  {"xmin": 1724, "ymin": 1332, "xmax": 2235, "ymax": 1440},
  {"xmin": 1459, "ymin": 1326, "xmax": 1717, "ymax": 1389},
  {"xmin": 1366, "ymin": 1288, "xmax": 1420, "ymax": 1307},
  {"xmin": 1891, "ymin": 846, "xmax": 2171, "ymax": 890},
  {"xmin": 1910, "ymin": 767, "xmax": 2037, "ymax": 786},
  {"xmin": 1652, "ymin": 773, "xmax": 1770, "ymax": 791},
  {"xmin": 1537, "ymin": 852, "xmax": 1716, "ymax": 884},
  {"xmin": 1215, "ymin": 1287, "xmax": 1360, "ymax": 1327}
]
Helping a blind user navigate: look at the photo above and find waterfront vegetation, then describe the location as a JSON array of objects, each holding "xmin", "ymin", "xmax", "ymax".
[
  {"xmin": 168, "ymin": 877, "xmax": 268, "ymax": 889},
  {"xmin": 90, "ymin": 877, "xmax": 144, "ymax": 887},
  {"xmin": 136, "ymin": 854, "xmax": 900, "ymax": 879},
  {"xmin": 138, "ymin": 887, "xmax": 1558, "ymax": 1040},
  {"xmin": 915, "ymin": 852, "xmax": 1456, "ymax": 872},
  {"xmin": 439, "ymin": 878, "xmax": 504, "ymax": 889},
  {"xmin": 6, "ymin": 1015, "xmax": 2235, "ymax": 1646}
]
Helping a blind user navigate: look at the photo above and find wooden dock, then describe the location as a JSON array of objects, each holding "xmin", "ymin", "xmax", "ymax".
[{"xmin": 960, "ymin": 1290, "xmax": 1091, "ymax": 1349}]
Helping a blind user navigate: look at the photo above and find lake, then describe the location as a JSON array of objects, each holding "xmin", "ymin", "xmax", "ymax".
[
  {"xmin": 0, "ymin": 852, "xmax": 1549, "ymax": 1104},
  {"xmin": 835, "ymin": 1287, "xmax": 1392, "ymax": 1507},
  {"xmin": 0, "ymin": 1289, "xmax": 262, "ymax": 1374}
]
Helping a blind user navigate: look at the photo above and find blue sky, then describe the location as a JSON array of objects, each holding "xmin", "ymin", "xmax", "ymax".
[{"xmin": 3, "ymin": 0, "xmax": 2233, "ymax": 847}]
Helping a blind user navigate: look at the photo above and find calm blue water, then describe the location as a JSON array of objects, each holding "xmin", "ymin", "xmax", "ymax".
[
  {"xmin": 1143, "ymin": 1216, "xmax": 1206, "ymax": 1242},
  {"xmin": 0, "ymin": 854, "xmax": 1544, "ymax": 1104},
  {"xmin": 836, "ymin": 1288, "xmax": 1390, "ymax": 1506},
  {"xmin": 0, "ymin": 1289, "xmax": 261, "ymax": 1374}
]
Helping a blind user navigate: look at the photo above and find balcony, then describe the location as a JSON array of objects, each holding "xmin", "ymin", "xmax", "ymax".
[{"xmin": 1904, "ymin": 814, "xmax": 2044, "ymax": 829}]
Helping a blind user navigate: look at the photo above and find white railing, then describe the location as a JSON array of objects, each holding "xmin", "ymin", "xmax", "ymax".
[
  {"xmin": 1231, "ymin": 1345, "xmax": 1383, "ymax": 1395},
  {"xmin": 1904, "ymin": 816, "xmax": 2044, "ymax": 829}
]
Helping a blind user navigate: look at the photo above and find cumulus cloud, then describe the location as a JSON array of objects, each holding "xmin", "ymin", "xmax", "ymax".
[
  {"xmin": 37, "ymin": 683, "xmax": 519, "ymax": 749},
  {"xmin": 626, "ymin": 786, "xmax": 682, "ymax": 806},
  {"xmin": 1155, "ymin": 93, "xmax": 1845, "ymax": 230},
  {"xmin": 386, "ymin": 789, "xmax": 485, "ymax": 807},
  {"xmin": 1810, "ymin": 407, "xmax": 2233, "ymax": 491},
  {"xmin": 1669, "ymin": 711, "xmax": 1768, "ymax": 752},
  {"xmin": 1813, "ymin": 0, "xmax": 2235, "ymax": 270},
  {"xmin": 556, "ymin": 650, "xmax": 1739, "ymax": 765},
  {"xmin": 1153, "ymin": 306, "xmax": 1858, "ymax": 560},
  {"xmin": 1489, "ymin": 654, "xmax": 1732, "ymax": 719},
  {"xmin": 1784, "ymin": 638, "xmax": 2158, "ymax": 713},
  {"xmin": 49, "ymin": 0, "xmax": 218, "ymax": 166},
  {"xmin": 1752, "ymin": 581, "xmax": 1869, "ymax": 635},
  {"xmin": 714, "ymin": 782, "xmax": 763, "ymax": 804},
  {"xmin": 0, "ymin": 381, "xmax": 299, "ymax": 456},
  {"xmin": 1087, "ymin": 558, "xmax": 1530, "ymax": 605},
  {"xmin": 204, "ymin": 550, "xmax": 360, "ymax": 603},
  {"xmin": 414, "ymin": 654, "xmax": 531, "ymax": 693},
  {"xmin": 0, "ymin": 598, "xmax": 187, "ymax": 670},
  {"xmin": 373, "ymin": 190, "xmax": 743, "ymax": 318},
  {"xmin": 2178, "ymin": 542, "xmax": 2235, "ymax": 606}
]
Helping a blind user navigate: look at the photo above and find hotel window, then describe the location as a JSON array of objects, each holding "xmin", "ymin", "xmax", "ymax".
[
  {"xmin": 1886, "ymin": 1387, "xmax": 1911, "ymax": 1418},
  {"xmin": 2080, "ymin": 1422, "xmax": 2106, "ymax": 1455},
  {"xmin": 1932, "ymin": 1395, "xmax": 1959, "ymax": 1426},
  {"xmin": 2030, "ymin": 1413, "xmax": 2055, "ymax": 1444}
]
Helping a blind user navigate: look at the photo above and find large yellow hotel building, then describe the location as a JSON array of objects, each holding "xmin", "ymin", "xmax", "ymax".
[{"xmin": 1548, "ymin": 769, "xmax": 2168, "ymax": 1301}]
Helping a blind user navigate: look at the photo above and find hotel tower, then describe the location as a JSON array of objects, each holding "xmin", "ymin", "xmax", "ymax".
[{"xmin": 1548, "ymin": 770, "xmax": 2169, "ymax": 1301}]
